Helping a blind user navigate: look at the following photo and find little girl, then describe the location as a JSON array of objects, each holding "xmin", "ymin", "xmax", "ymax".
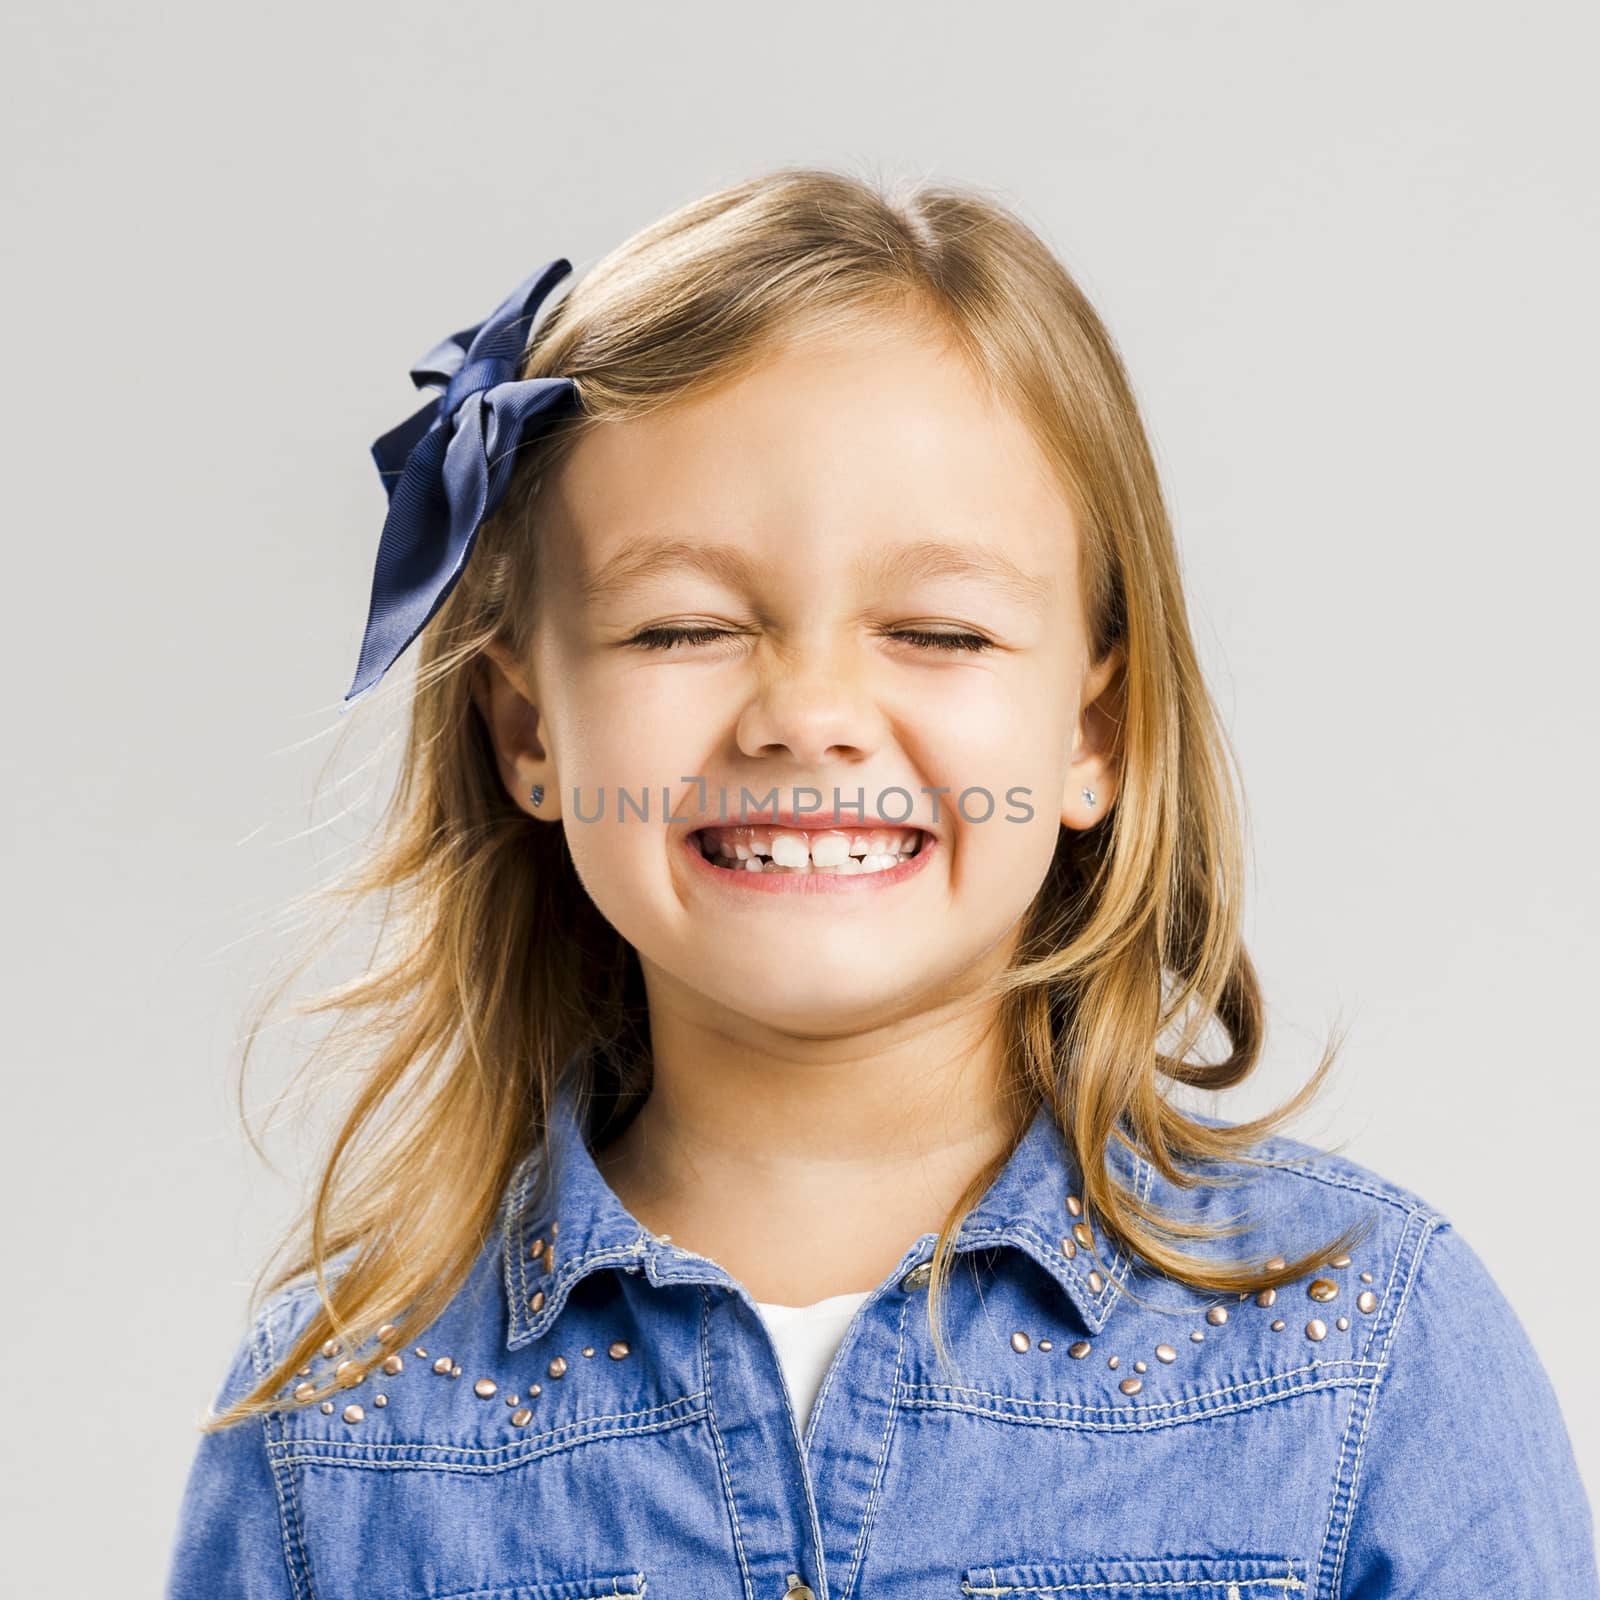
[{"xmin": 166, "ymin": 167, "xmax": 1596, "ymax": 1599}]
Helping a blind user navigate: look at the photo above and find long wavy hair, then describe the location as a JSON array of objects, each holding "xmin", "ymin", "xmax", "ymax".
[{"xmin": 206, "ymin": 163, "xmax": 1369, "ymax": 1431}]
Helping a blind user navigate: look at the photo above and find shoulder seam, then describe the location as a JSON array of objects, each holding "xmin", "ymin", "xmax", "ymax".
[
  {"xmin": 257, "ymin": 1290, "xmax": 313, "ymax": 1599},
  {"xmin": 1326, "ymin": 1210, "xmax": 1446, "ymax": 1597},
  {"xmin": 1239, "ymin": 1147, "xmax": 1448, "ymax": 1224}
]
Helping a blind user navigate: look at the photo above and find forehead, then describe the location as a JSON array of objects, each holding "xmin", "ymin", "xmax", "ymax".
[{"xmin": 542, "ymin": 311, "xmax": 1078, "ymax": 580}]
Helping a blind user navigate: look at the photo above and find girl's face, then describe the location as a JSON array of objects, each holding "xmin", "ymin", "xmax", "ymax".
[{"xmin": 478, "ymin": 310, "xmax": 1121, "ymax": 1037}]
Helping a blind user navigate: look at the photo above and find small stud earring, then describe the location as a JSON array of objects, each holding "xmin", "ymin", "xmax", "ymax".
[
  {"xmin": 530, "ymin": 784, "xmax": 545, "ymax": 808},
  {"xmin": 1082, "ymin": 788, "xmax": 1097, "ymax": 807}
]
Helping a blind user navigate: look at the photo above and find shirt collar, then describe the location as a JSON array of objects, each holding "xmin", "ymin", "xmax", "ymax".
[{"xmin": 502, "ymin": 1073, "xmax": 1155, "ymax": 1350}]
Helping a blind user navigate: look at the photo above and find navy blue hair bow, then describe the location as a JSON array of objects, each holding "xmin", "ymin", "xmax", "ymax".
[{"xmin": 343, "ymin": 257, "xmax": 583, "ymax": 707}]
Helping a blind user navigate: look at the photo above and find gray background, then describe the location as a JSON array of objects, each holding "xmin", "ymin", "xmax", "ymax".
[{"xmin": 4, "ymin": 2, "xmax": 1595, "ymax": 1590}]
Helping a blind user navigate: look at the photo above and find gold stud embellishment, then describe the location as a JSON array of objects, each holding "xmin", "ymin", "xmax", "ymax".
[
  {"xmin": 1039, "ymin": 1339, "xmax": 1053, "ymax": 1352},
  {"xmin": 1308, "ymin": 1278, "xmax": 1339, "ymax": 1303},
  {"xmin": 529, "ymin": 1236, "xmax": 546, "ymax": 1261},
  {"xmin": 1155, "ymin": 1344, "xmax": 1177, "ymax": 1363},
  {"xmin": 1357, "ymin": 1290, "xmax": 1378, "ymax": 1314},
  {"xmin": 432, "ymin": 1356, "xmax": 453, "ymax": 1375},
  {"xmin": 511, "ymin": 1407, "xmax": 532, "ymax": 1427},
  {"xmin": 374, "ymin": 1394, "xmax": 387, "ymax": 1406},
  {"xmin": 1360, "ymin": 1270, "xmax": 1374, "ymax": 1284},
  {"xmin": 382, "ymin": 1354, "xmax": 403, "ymax": 1376},
  {"xmin": 450, "ymin": 1364, "xmax": 462, "ymax": 1378},
  {"xmin": 1206, "ymin": 1306, "xmax": 1229, "ymax": 1326},
  {"xmin": 342, "ymin": 1404, "xmax": 365, "ymax": 1424},
  {"xmin": 1265, "ymin": 1256, "xmax": 1287, "ymax": 1272},
  {"xmin": 1133, "ymin": 1360, "xmax": 1147, "ymax": 1373},
  {"xmin": 377, "ymin": 1323, "xmax": 398, "ymax": 1343},
  {"xmin": 415, "ymin": 1346, "xmax": 428, "ymax": 1358},
  {"xmin": 1119, "ymin": 1376, "xmax": 1142, "ymax": 1395},
  {"xmin": 1087, "ymin": 1270, "xmax": 1105, "ymax": 1294},
  {"xmin": 528, "ymin": 1383, "xmax": 542, "ymax": 1397},
  {"xmin": 474, "ymin": 1378, "xmax": 498, "ymax": 1398},
  {"xmin": 293, "ymin": 1381, "xmax": 317, "ymax": 1402},
  {"xmin": 296, "ymin": 1365, "xmax": 311, "ymax": 1377},
  {"xmin": 1255, "ymin": 1288, "xmax": 1277, "ymax": 1308},
  {"xmin": 1271, "ymin": 1318, "xmax": 1285, "ymax": 1331},
  {"xmin": 321, "ymin": 1339, "xmax": 340, "ymax": 1359},
  {"xmin": 1072, "ymin": 1222, "xmax": 1093, "ymax": 1249},
  {"xmin": 1069, "ymin": 1341, "xmax": 1091, "ymax": 1358},
  {"xmin": 335, "ymin": 1359, "xmax": 359, "ymax": 1384},
  {"xmin": 1329, "ymin": 1253, "xmax": 1351, "ymax": 1268},
  {"xmin": 1108, "ymin": 1355, "xmax": 1120, "ymax": 1369},
  {"xmin": 505, "ymin": 1394, "xmax": 519, "ymax": 1406},
  {"xmin": 528, "ymin": 1290, "xmax": 546, "ymax": 1314},
  {"xmin": 1060, "ymin": 1236, "xmax": 1078, "ymax": 1260},
  {"xmin": 548, "ymin": 1356, "xmax": 568, "ymax": 1378},
  {"xmin": 582, "ymin": 1347, "xmax": 595, "ymax": 1358},
  {"xmin": 1066, "ymin": 1194, "xmax": 1083, "ymax": 1217},
  {"xmin": 1011, "ymin": 1332, "xmax": 1031, "ymax": 1353},
  {"xmin": 320, "ymin": 1401, "xmax": 334, "ymax": 1414},
  {"xmin": 1336, "ymin": 1316, "xmax": 1350, "ymax": 1331},
  {"xmin": 1190, "ymin": 1330, "xmax": 1205, "ymax": 1342},
  {"xmin": 549, "ymin": 1220, "xmax": 559, "ymax": 1238},
  {"xmin": 609, "ymin": 1341, "xmax": 631, "ymax": 1360},
  {"xmin": 1306, "ymin": 1319, "xmax": 1328, "ymax": 1341}
]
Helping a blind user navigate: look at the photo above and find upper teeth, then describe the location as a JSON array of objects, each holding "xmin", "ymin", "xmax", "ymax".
[{"xmin": 698, "ymin": 826, "xmax": 922, "ymax": 869}]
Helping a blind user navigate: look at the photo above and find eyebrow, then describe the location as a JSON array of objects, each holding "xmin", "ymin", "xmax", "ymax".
[{"xmin": 578, "ymin": 536, "xmax": 1054, "ymax": 610}]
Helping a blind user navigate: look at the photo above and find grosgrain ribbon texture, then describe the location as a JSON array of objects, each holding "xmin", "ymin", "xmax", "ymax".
[{"xmin": 343, "ymin": 257, "xmax": 583, "ymax": 707}]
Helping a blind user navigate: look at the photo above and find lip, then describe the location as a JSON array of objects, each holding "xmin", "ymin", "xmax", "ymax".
[
  {"xmin": 680, "ymin": 824, "xmax": 938, "ymax": 896},
  {"xmin": 695, "ymin": 809, "xmax": 937, "ymax": 833}
]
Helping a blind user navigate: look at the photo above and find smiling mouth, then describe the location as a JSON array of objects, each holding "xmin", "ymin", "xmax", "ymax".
[{"xmin": 692, "ymin": 824, "xmax": 929, "ymax": 877}]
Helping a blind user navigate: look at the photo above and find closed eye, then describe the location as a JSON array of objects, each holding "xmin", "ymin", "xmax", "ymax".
[
  {"xmin": 624, "ymin": 625, "xmax": 995, "ymax": 654},
  {"xmin": 887, "ymin": 628, "xmax": 994, "ymax": 654},
  {"xmin": 626, "ymin": 625, "xmax": 740, "ymax": 651}
]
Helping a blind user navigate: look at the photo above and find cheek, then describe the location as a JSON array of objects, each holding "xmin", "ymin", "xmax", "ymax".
[
  {"xmin": 547, "ymin": 678, "xmax": 707, "ymax": 930},
  {"xmin": 944, "ymin": 785, "xmax": 1066, "ymax": 926},
  {"xmin": 920, "ymin": 687, "xmax": 1075, "ymax": 904},
  {"xmin": 558, "ymin": 669, "xmax": 707, "ymax": 792},
  {"xmin": 919, "ymin": 679, "xmax": 1074, "ymax": 824}
]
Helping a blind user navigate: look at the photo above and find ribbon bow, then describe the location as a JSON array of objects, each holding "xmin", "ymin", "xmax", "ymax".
[{"xmin": 343, "ymin": 257, "xmax": 583, "ymax": 706}]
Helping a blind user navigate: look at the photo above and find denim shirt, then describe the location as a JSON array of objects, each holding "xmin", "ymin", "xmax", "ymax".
[{"xmin": 166, "ymin": 1081, "xmax": 1598, "ymax": 1599}]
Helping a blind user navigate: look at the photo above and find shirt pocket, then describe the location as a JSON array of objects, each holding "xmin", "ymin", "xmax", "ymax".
[
  {"xmin": 425, "ymin": 1578, "xmax": 648, "ymax": 1600},
  {"xmin": 959, "ymin": 1554, "xmax": 1310, "ymax": 1597}
]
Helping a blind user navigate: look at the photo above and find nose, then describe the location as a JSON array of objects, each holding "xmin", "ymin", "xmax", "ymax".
[{"xmin": 733, "ymin": 637, "xmax": 887, "ymax": 767}]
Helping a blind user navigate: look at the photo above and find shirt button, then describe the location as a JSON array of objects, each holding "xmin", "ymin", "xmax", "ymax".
[
  {"xmin": 784, "ymin": 1575, "xmax": 816, "ymax": 1599},
  {"xmin": 900, "ymin": 1262, "xmax": 932, "ymax": 1292}
]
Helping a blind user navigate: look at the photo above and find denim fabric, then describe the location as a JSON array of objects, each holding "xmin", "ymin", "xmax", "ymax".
[{"xmin": 166, "ymin": 1078, "xmax": 1598, "ymax": 1598}]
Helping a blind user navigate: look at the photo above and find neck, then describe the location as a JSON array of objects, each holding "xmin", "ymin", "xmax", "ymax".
[{"xmin": 590, "ymin": 962, "xmax": 1022, "ymax": 1304}]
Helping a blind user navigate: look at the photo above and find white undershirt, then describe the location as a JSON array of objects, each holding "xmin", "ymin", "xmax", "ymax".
[{"xmin": 754, "ymin": 1289, "xmax": 872, "ymax": 1432}]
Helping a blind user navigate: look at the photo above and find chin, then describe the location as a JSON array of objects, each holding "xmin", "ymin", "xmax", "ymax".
[{"xmin": 699, "ymin": 970, "xmax": 936, "ymax": 1037}]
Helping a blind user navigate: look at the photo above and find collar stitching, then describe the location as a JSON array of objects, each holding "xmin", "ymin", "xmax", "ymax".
[
  {"xmin": 509, "ymin": 1156, "xmax": 541, "ymax": 1332},
  {"xmin": 512, "ymin": 1240, "xmax": 661, "ymax": 1345}
]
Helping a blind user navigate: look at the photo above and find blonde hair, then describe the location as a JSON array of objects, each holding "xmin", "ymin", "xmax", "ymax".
[{"xmin": 207, "ymin": 163, "xmax": 1369, "ymax": 1431}]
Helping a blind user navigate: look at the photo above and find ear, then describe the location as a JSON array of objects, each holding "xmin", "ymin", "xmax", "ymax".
[
  {"xmin": 1062, "ymin": 643, "xmax": 1124, "ymax": 829},
  {"xmin": 470, "ymin": 640, "xmax": 560, "ymax": 820}
]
